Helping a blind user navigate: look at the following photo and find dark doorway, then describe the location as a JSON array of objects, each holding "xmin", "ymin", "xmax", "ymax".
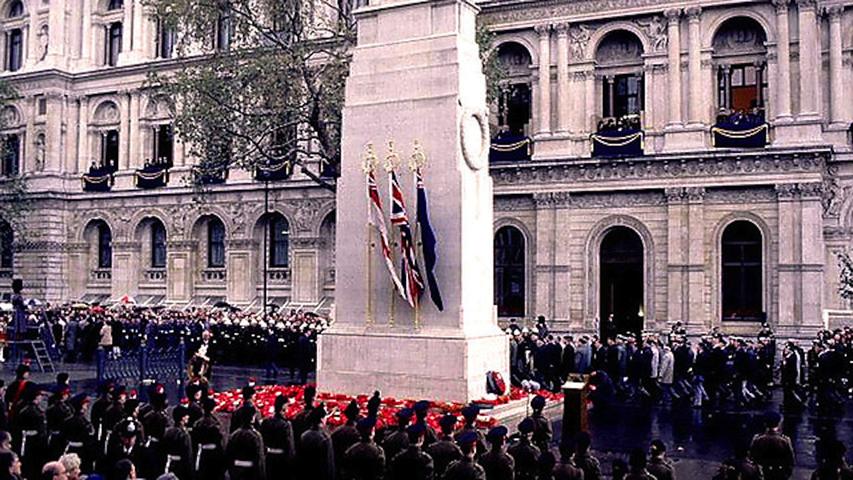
[
  {"xmin": 721, "ymin": 220, "xmax": 763, "ymax": 321},
  {"xmin": 495, "ymin": 226, "xmax": 525, "ymax": 318},
  {"xmin": 600, "ymin": 226, "xmax": 644, "ymax": 337}
]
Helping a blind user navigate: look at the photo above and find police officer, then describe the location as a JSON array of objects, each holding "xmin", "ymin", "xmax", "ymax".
[
  {"xmin": 507, "ymin": 418, "xmax": 540, "ymax": 480},
  {"xmin": 192, "ymin": 396, "xmax": 226, "ymax": 480},
  {"xmin": 162, "ymin": 404, "xmax": 193, "ymax": 480},
  {"xmin": 61, "ymin": 393, "xmax": 96, "ymax": 473},
  {"xmin": 333, "ymin": 400, "xmax": 362, "ymax": 477},
  {"xmin": 749, "ymin": 411, "xmax": 795, "ymax": 480},
  {"xmin": 227, "ymin": 404, "xmax": 266, "ymax": 480},
  {"xmin": 102, "ymin": 417, "xmax": 145, "ymax": 480},
  {"xmin": 478, "ymin": 426, "xmax": 513, "ymax": 480},
  {"xmin": 260, "ymin": 394, "xmax": 296, "ymax": 480},
  {"xmin": 426, "ymin": 414, "xmax": 462, "ymax": 478},
  {"xmin": 343, "ymin": 417, "xmax": 385, "ymax": 480},
  {"xmin": 298, "ymin": 403, "xmax": 336, "ymax": 480},
  {"xmin": 443, "ymin": 430, "xmax": 485, "ymax": 480},
  {"xmin": 389, "ymin": 423, "xmax": 434, "ymax": 480}
]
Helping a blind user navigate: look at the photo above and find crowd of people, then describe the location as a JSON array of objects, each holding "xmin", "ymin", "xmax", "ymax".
[
  {"xmin": 508, "ymin": 317, "xmax": 853, "ymax": 413},
  {"xmin": 0, "ymin": 302, "xmax": 329, "ymax": 381},
  {"xmin": 0, "ymin": 368, "xmax": 848, "ymax": 480}
]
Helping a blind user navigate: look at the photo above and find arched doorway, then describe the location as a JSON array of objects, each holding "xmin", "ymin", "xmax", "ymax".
[
  {"xmin": 600, "ymin": 226, "xmax": 644, "ymax": 337},
  {"xmin": 494, "ymin": 226, "xmax": 525, "ymax": 318},
  {"xmin": 721, "ymin": 220, "xmax": 763, "ymax": 321}
]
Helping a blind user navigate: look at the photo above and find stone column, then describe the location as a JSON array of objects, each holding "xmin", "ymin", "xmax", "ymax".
[
  {"xmin": 798, "ymin": 183, "xmax": 825, "ymax": 335},
  {"xmin": 536, "ymin": 24, "xmax": 552, "ymax": 136},
  {"xmin": 80, "ymin": 0, "xmax": 92, "ymax": 65},
  {"xmin": 77, "ymin": 96, "xmax": 89, "ymax": 172},
  {"xmin": 66, "ymin": 243, "xmax": 89, "ymax": 300},
  {"xmin": 665, "ymin": 189, "xmax": 687, "ymax": 326},
  {"xmin": 555, "ymin": 23, "xmax": 570, "ymax": 134},
  {"xmin": 685, "ymin": 187, "xmax": 706, "ymax": 328},
  {"xmin": 569, "ymin": 72, "xmax": 584, "ymax": 133},
  {"xmin": 827, "ymin": 5, "xmax": 845, "ymax": 124},
  {"xmin": 67, "ymin": 96, "xmax": 80, "ymax": 173},
  {"xmin": 686, "ymin": 6, "xmax": 702, "ymax": 125},
  {"xmin": 110, "ymin": 241, "xmax": 141, "ymax": 299},
  {"xmin": 292, "ymin": 237, "xmax": 320, "ymax": 304},
  {"xmin": 132, "ymin": 0, "xmax": 144, "ymax": 57},
  {"xmin": 797, "ymin": 0, "xmax": 819, "ymax": 118},
  {"xmin": 776, "ymin": 184, "xmax": 797, "ymax": 331},
  {"xmin": 45, "ymin": 93, "xmax": 63, "ymax": 172},
  {"xmin": 128, "ymin": 91, "xmax": 141, "ymax": 169},
  {"xmin": 122, "ymin": 2, "xmax": 134, "ymax": 60},
  {"xmin": 226, "ymin": 238, "xmax": 257, "ymax": 304},
  {"xmin": 166, "ymin": 240, "xmax": 196, "ymax": 302},
  {"xmin": 533, "ymin": 194, "xmax": 555, "ymax": 321},
  {"xmin": 46, "ymin": 0, "xmax": 66, "ymax": 62},
  {"xmin": 773, "ymin": 0, "xmax": 792, "ymax": 121},
  {"xmin": 665, "ymin": 8, "xmax": 682, "ymax": 127},
  {"xmin": 26, "ymin": 8, "xmax": 38, "ymax": 67},
  {"xmin": 584, "ymin": 69, "xmax": 595, "ymax": 132},
  {"xmin": 118, "ymin": 91, "xmax": 130, "ymax": 170}
]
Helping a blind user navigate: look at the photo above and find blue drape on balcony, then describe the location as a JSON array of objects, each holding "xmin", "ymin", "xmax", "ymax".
[
  {"xmin": 82, "ymin": 166, "xmax": 114, "ymax": 192},
  {"xmin": 135, "ymin": 164, "xmax": 170, "ymax": 189},
  {"xmin": 590, "ymin": 128, "xmax": 644, "ymax": 158},
  {"xmin": 712, "ymin": 113, "xmax": 768, "ymax": 148},
  {"xmin": 489, "ymin": 134, "xmax": 532, "ymax": 163},
  {"xmin": 255, "ymin": 160, "xmax": 293, "ymax": 181}
]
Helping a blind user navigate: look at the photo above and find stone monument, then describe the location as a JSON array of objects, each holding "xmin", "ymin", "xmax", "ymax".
[{"xmin": 317, "ymin": 0, "xmax": 509, "ymax": 403}]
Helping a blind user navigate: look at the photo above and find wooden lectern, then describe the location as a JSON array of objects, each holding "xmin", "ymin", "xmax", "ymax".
[{"xmin": 562, "ymin": 377, "xmax": 589, "ymax": 441}]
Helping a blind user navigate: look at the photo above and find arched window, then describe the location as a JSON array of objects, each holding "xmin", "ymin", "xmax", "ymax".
[
  {"xmin": 268, "ymin": 214, "xmax": 289, "ymax": 268},
  {"xmin": 712, "ymin": 17, "xmax": 768, "ymax": 114},
  {"xmin": 107, "ymin": 0, "xmax": 123, "ymax": 11},
  {"xmin": 6, "ymin": 28, "xmax": 22, "ymax": 71},
  {"xmin": 97, "ymin": 222, "xmax": 112, "ymax": 269},
  {"xmin": 1, "ymin": 134, "xmax": 19, "ymax": 177},
  {"xmin": 101, "ymin": 129, "xmax": 119, "ymax": 171},
  {"xmin": 105, "ymin": 22, "xmax": 122, "ymax": 66},
  {"xmin": 150, "ymin": 221, "xmax": 167, "ymax": 268},
  {"xmin": 207, "ymin": 218, "xmax": 226, "ymax": 268},
  {"xmin": 0, "ymin": 220, "xmax": 12, "ymax": 270},
  {"xmin": 494, "ymin": 226, "xmax": 525, "ymax": 317},
  {"xmin": 496, "ymin": 43, "xmax": 533, "ymax": 136},
  {"xmin": 7, "ymin": 0, "xmax": 23, "ymax": 17},
  {"xmin": 721, "ymin": 220, "xmax": 763, "ymax": 321}
]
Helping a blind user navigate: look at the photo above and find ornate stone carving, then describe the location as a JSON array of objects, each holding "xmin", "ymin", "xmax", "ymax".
[
  {"xmin": 771, "ymin": 0, "xmax": 789, "ymax": 13},
  {"xmin": 166, "ymin": 204, "xmax": 196, "ymax": 238},
  {"xmin": 534, "ymin": 24, "xmax": 552, "ymax": 36},
  {"xmin": 639, "ymin": 15, "xmax": 668, "ymax": 52},
  {"xmin": 495, "ymin": 195, "xmax": 535, "ymax": 211},
  {"xmin": 795, "ymin": 0, "xmax": 817, "ymax": 10},
  {"xmin": 568, "ymin": 25, "xmax": 591, "ymax": 60},
  {"xmin": 533, "ymin": 192, "xmax": 571, "ymax": 207},
  {"xmin": 1, "ymin": 106, "xmax": 20, "ymax": 126},
  {"xmin": 554, "ymin": 22, "xmax": 569, "ymax": 35},
  {"xmin": 483, "ymin": 0, "xmax": 683, "ymax": 26},
  {"xmin": 570, "ymin": 191, "xmax": 666, "ymax": 208},
  {"xmin": 289, "ymin": 198, "xmax": 326, "ymax": 234},
  {"xmin": 824, "ymin": 5, "xmax": 844, "ymax": 19},
  {"xmin": 705, "ymin": 187, "xmax": 776, "ymax": 204},
  {"xmin": 775, "ymin": 183, "xmax": 799, "ymax": 199},
  {"xmin": 821, "ymin": 166, "xmax": 844, "ymax": 217},
  {"xmin": 685, "ymin": 6, "xmax": 701, "ymax": 21},
  {"xmin": 292, "ymin": 237, "xmax": 322, "ymax": 248},
  {"xmin": 665, "ymin": 187, "xmax": 685, "ymax": 203}
]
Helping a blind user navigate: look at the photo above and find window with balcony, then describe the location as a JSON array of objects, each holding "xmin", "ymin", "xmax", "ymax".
[
  {"xmin": 1, "ymin": 134, "xmax": 19, "ymax": 177},
  {"xmin": 152, "ymin": 124, "xmax": 173, "ymax": 166},
  {"xmin": 151, "ymin": 220, "xmax": 167, "ymax": 268},
  {"xmin": 105, "ymin": 22, "xmax": 122, "ymax": 66},
  {"xmin": 98, "ymin": 222, "xmax": 112, "ymax": 269},
  {"xmin": 101, "ymin": 129, "xmax": 119, "ymax": 171},
  {"xmin": 5, "ymin": 28, "xmax": 22, "ymax": 71},
  {"xmin": 268, "ymin": 213, "xmax": 289, "ymax": 268},
  {"xmin": 156, "ymin": 18, "xmax": 175, "ymax": 59}
]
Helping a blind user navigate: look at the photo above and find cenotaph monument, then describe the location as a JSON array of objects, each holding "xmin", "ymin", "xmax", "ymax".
[{"xmin": 317, "ymin": 0, "xmax": 509, "ymax": 403}]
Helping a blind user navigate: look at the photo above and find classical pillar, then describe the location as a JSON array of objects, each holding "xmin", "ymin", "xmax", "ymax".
[
  {"xmin": 685, "ymin": 188, "xmax": 706, "ymax": 328},
  {"xmin": 584, "ymin": 69, "xmax": 595, "ymax": 132},
  {"xmin": 798, "ymin": 184, "xmax": 825, "ymax": 334},
  {"xmin": 118, "ymin": 91, "xmax": 130, "ymax": 170},
  {"xmin": 535, "ymin": 24, "xmax": 552, "ymax": 136},
  {"xmin": 132, "ymin": 0, "xmax": 144, "ymax": 56},
  {"xmin": 533, "ymin": 194, "xmax": 555, "ymax": 321},
  {"xmin": 111, "ymin": 241, "xmax": 141, "ymax": 299},
  {"xmin": 80, "ymin": 0, "xmax": 92, "ymax": 64},
  {"xmin": 26, "ymin": 7, "xmax": 37, "ymax": 67},
  {"xmin": 555, "ymin": 23, "xmax": 570, "ymax": 134},
  {"xmin": 226, "ymin": 238, "xmax": 257, "ymax": 304},
  {"xmin": 47, "ymin": 0, "xmax": 66, "ymax": 61},
  {"xmin": 686, "ymin": 6, "xmax": 702, "ymax": 124},
  {"xmin": 665, "ymin": 188, "xmax": 687, "ymax": 326},
  {"xmin": 569, "ymin": 72, "xmax": 584, "ymax": 133},
  {"xmin": 44, "ymin": 93, "xmax": 63, "ymax": 172},
  {"xmin": 67, "ymin": 96, "xmax": 80, "ymax": 173},
  {"xmin": 665, "ymin": 8, "xmax": 682, "ymax": 127},
  {"xmin": 775, "ymin": 184, "xmax": 797, "ymax": 331},
  {"xmin": 797, "ymin": 0, "xmax": 819, "ymax": 118},
  {"xmin": 291, "ymin": 237, "xmax": 320, "ymax": 304},
  {"xmin": 123, "ymin": 1, "xmax": 134, "ymax": 53},
  {"xmin": 606, "ymin": 76, "xmax": 615, "ymax": 116},
  {"xmin": 77, "ymin": 96, "xmax": 89, "ymax": 172},
  {"xmin": 773, "ymin": 0, "xmax": 792, "ymax": 121},
  {"xmin": 827, "ymin": 5, "xmax": 845, "ymax": 124},
  {"xmin": 128, "ymin": 91, "xmax": 141, "ymax": 169},
  {"xmin": 166, "ymin": 240, "xmax": 196, "ymax": 302}
]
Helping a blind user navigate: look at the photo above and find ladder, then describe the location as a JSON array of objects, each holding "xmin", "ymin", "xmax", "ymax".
[{"xmin": 29, "ymin": 340, "xmax": 55, "ymax": 373}]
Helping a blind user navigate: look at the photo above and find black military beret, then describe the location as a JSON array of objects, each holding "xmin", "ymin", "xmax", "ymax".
[{"xmin": 486, "ymin": 425, "xmax": 508, "ymax": 441}]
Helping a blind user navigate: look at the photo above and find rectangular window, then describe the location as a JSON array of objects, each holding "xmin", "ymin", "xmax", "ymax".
[
  {"xmin": 153, "ymin": 125, "xmax": 174, "ymax": 166},
  {"xmin": 2, "ymin": 134, "xmax": 20, "ymax": 177},
  {"xmin": 37, "ymin": 97, "xmax": 47, "ymax": 115},
  {"xmin": 156, "ymin": 19, "xmax": 175, "ymax": 59},
  {"xmin": 98, "ymin": 226, "xmax": 112, "ymax": 269},
  {"xmin": 102, "ymin": 130, "xmax": 120, "ymax": 171},
  {"xmin": 215, "ymin": 11, "xmax": 232, "ymax": 51},
  {"xmin": 603, "ymin": 74, "xmax": 643, "ymax": 118},
  {"xmin": 151, "ymin": 224, "xmax": 167, "ymax": 268},
  {"xmin": 207, "ymin": 222, "xmax": 225, "ymax": 268},
  {"xmin": 7, "ymin": 29, "xmax": 22, "ymax": 72},
  {"xmin": 106, "ymin": 22, "xmax": 122, "ymax": 66}
]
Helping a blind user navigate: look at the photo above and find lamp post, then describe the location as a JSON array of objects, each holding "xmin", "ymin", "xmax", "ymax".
[{"xmin": 263, "ymin": 180, "xmax": 269, "ymax": 324}]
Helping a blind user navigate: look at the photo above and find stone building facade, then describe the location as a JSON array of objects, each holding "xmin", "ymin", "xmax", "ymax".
[{"xmin": 1, "ymin": 0, "xmax": 852, "ymax": 337}]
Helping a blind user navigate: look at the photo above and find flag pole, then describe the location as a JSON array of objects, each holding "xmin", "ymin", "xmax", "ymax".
[
  {"xmin": 386, "ymin": 140, "xmax": 401, "ymax": 328},
  {"xmin": 410, "ymin": 140, "xmax": 427, "ymax": 331},
  {"xmin": 362, "ymin": 144, "xmax": 378, "ymax": 327}
]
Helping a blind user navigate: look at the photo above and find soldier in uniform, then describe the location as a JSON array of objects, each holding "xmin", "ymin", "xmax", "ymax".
[
  {"xmin": 61, "ymin": 393, "xmax": 97, "ymax": 473},
  {"xmin": 507, "ymin": 418, "xmax": 540, "ymax": 480},
  {"xmin": 454, "ymin": 406, "xmax": 486, "ymax": 458},
  {"xmin": 646, "ymin": 440, "xmax": 675, "ymax": 480},
  {"xmin": 13, "ymin": 382, "xmax": 46, "ymax": 480},
  {"xmin": 185, "ymin": 384, "xmax": 204, "ymax": 429},
  {"xmin": 342, "ymin": 416, "xmax": 385, "ymax": 480},
  {"xmin": 527, "ymin": 396, "xmax": 552, "ymax": 453},
  {"xmin": 382, "ymin": 408, "xmax": 413, "ymax": 466},
  {"xmin": 552, "ymin": 441, "xmax": 583, "ymax": 480},
  {"xmin": 101, "ymin": 385, "xmax": 128, "ymax": 453},
  {"xmin": 140, "ymin": 384, "xmax": 170, "ymax": 479},
  {"xmin": 192, "ymin": 396, "xmax": 226, "ymax": 480},
  {"xmin": 426, "ymin": 414, "xmax": 462, "ymax": 478},
  {"xmin": 443, "ymin": 430, "xmax": 485, "ymax": 480},
  {"xmin": 413, "ymin": 401, "xmax": 438, "ymax": 447},
  {"xmin": 389, "ymin": 423, "xmax": 434, "ymax": 480},
  {"xmin": 260, "ymin": 394, "xmax": 296, "ymax": 480},
  {"xmin": 227, "ymin": 404, "xmax": 266, "ymax": 480},
  {"xmin": 46, "ymin": 385, "xmax": 74, "ymax": 460},
  {"xmin": 90, "ymin": 382, "xmax": 113, "ymax": 446},
  {"xmin": 478, "ymin": 426, "xmax": 514, "ymax": 480},
  {"xmin": 292, "ymin": 385, "xmax": 317, "ymax": 443},
  {"xmin": 749, "ymin": 411, "xmax": 795, "ymax": 480},
  {"xmin": 5, "ymin": 363, "xmax": 31, "ymax": 411},
  {"xmin": 161, "ymin": 404, "xmax": 193, "ymax": 480},
  {"xmin": 298, "ymin": 403, "xmax": 336, "ymax": 480},
  {"xmin": 231, "ymin": 385, "xmax": 259, "ymax": 433},
  {"xmin": 333, "ymin": 400, "xmax": 362, "ymax": 477}
]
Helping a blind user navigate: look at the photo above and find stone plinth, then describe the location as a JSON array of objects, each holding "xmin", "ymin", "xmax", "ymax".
[{"xmin": 317, "ymin": 0, "xmax": 508, "ymax": 403}]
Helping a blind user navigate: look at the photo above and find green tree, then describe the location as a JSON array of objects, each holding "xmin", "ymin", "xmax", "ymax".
[
  {"xmin": 838, "ymin": 251, "xmax": 853, "ymax": 302},
  {"xmin": 147, "ymin": 0, "xmax": 355, "ymax": 191},
  {"xmin": 0, "ymin": 80, "xmax": 28, "ymax": 237}
]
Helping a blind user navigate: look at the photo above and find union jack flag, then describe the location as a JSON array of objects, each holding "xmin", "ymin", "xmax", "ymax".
[
  {"xmin": 389, "ymin": 171, "xmax": 425, "ymax": 308},
  {"xmin": 366, "ymin": 171, "xmax": 405, "ymax": 299}
]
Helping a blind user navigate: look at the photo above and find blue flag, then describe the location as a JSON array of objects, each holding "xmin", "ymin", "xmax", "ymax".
[{"xmin": 416, "ymin": 170, "xmax": 444, "ymax": 311}]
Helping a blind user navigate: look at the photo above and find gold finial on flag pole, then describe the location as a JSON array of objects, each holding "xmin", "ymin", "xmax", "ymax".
[
  {"xmin": 362, "ymin": 143, "xmax": 379, "ymax": 174},
  {"xmin": 363, "ymin": 143, "xmax": 377, "ymax": 327},
  {"xmin": 410, "ymin": 139, "xmax": 427, "ymax": 172},
  {"xmin": 385, "ymin": 140, "xmax": 401, "ymax": 172}
]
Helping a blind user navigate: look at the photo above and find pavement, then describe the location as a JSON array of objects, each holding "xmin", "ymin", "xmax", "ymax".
[{"xmin": 6, "ymin": 362, "xmax": 850, "ymax": 479}]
